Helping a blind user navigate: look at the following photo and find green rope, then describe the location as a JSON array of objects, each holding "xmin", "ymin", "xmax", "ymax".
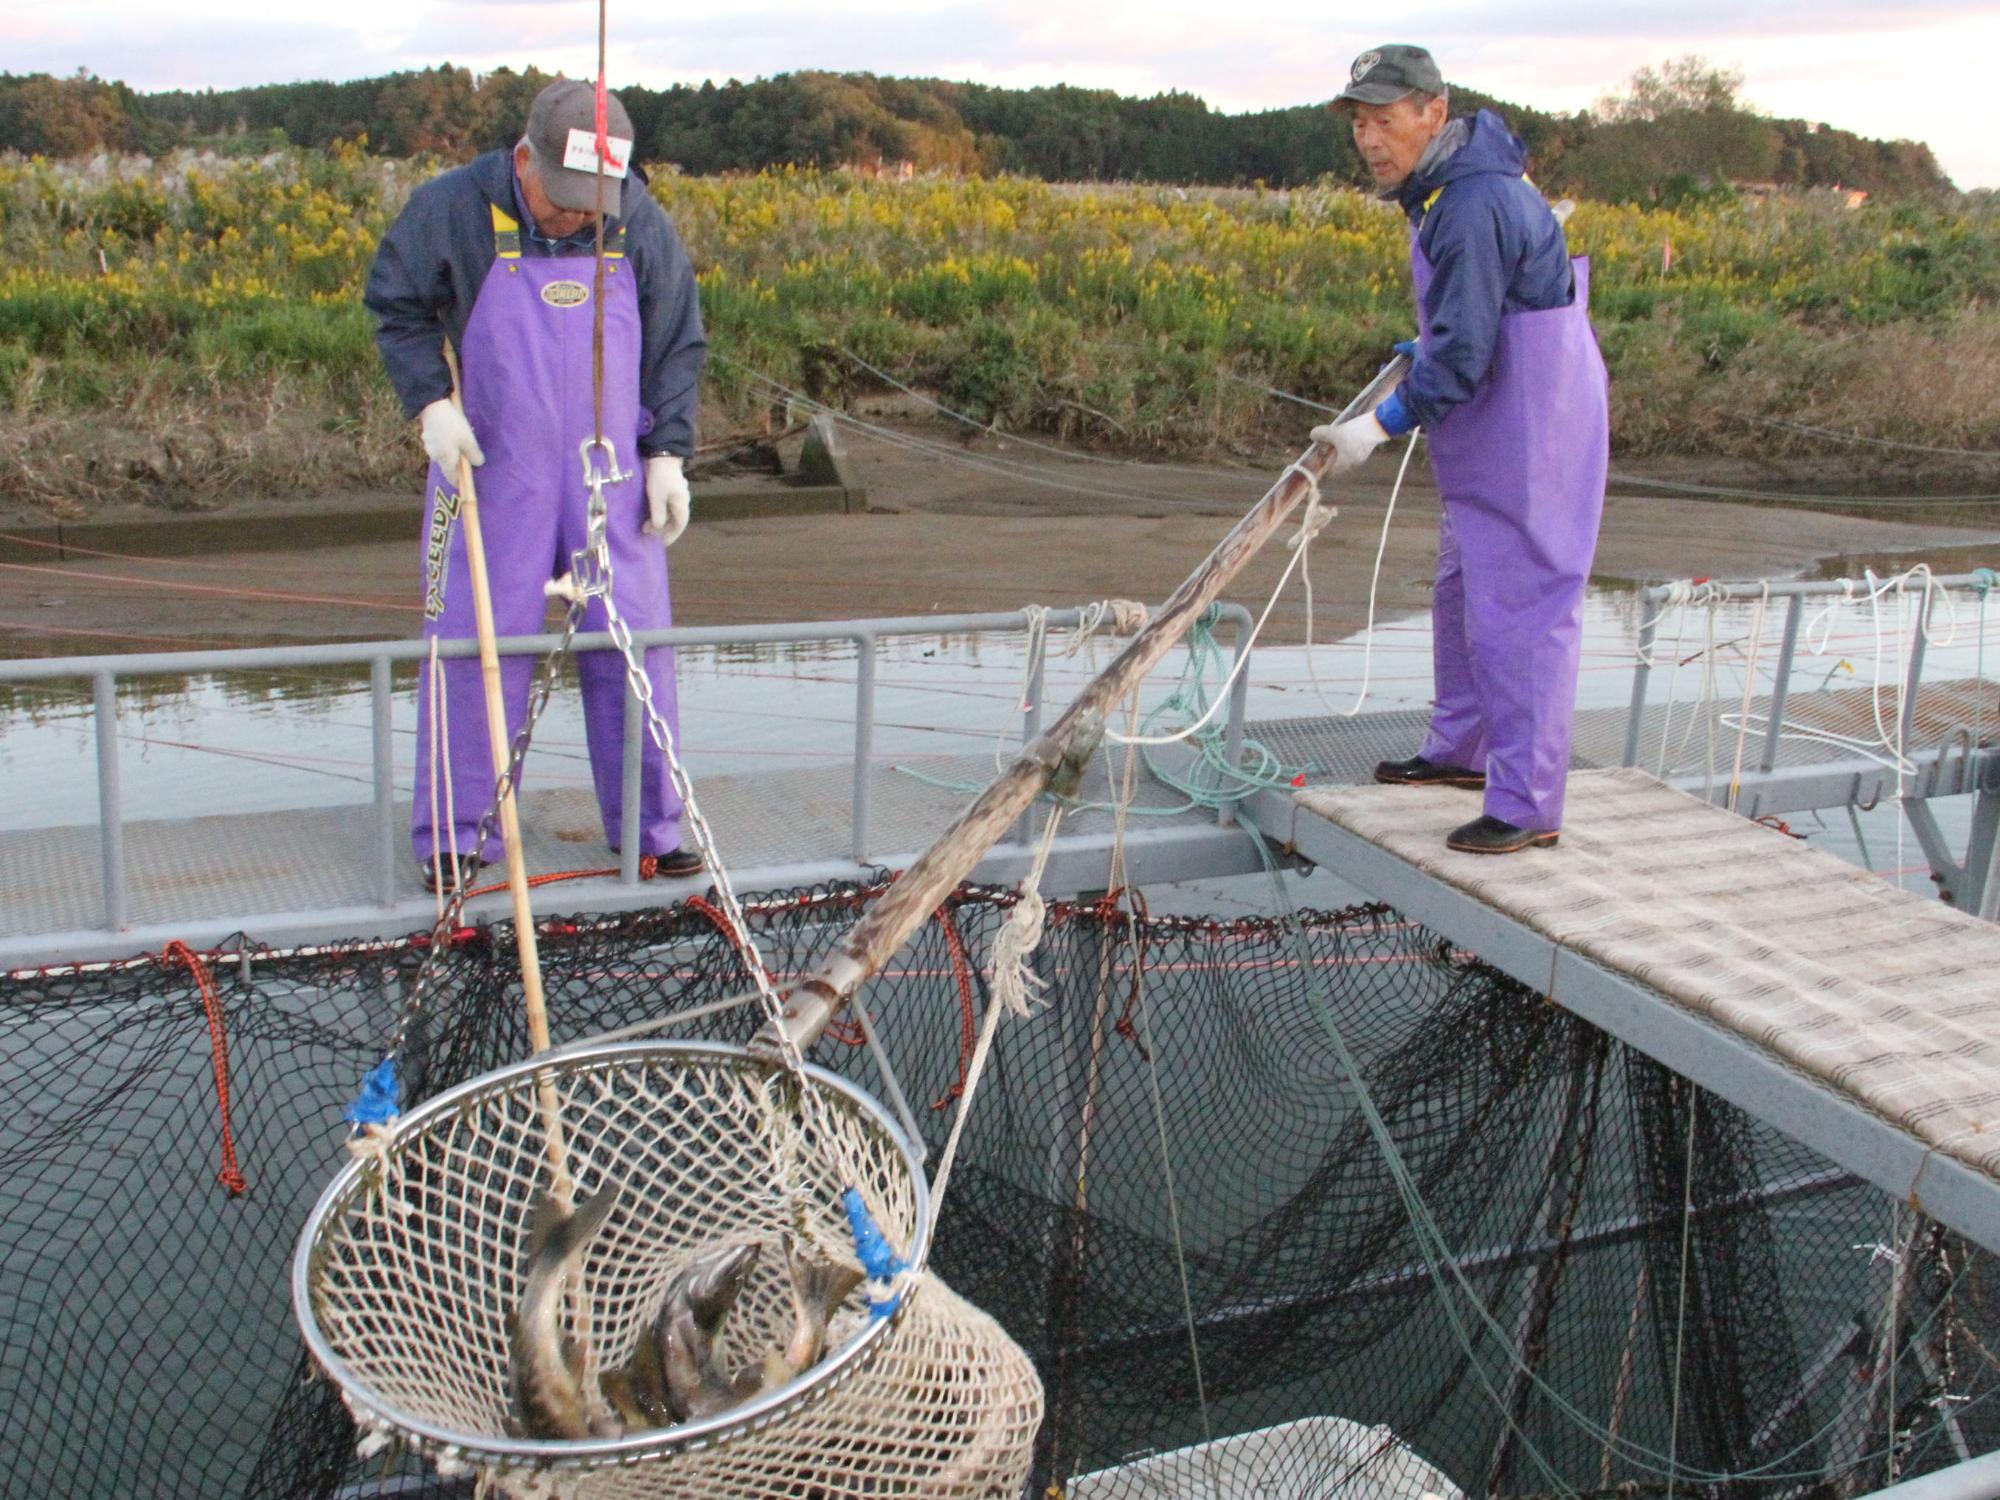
[{"xmin": 894, "ymin": 607, "xmax": 1309, "ymax": 814}]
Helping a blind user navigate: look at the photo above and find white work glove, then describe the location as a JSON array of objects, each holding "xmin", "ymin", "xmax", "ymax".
[
  {"xmin": 1309, "ymin": 411, "xmax": 1391, "ymax": 475},
  {"xmin": 418, "ymin": 398, "xmax": 485, "ymax": 473},
  {"xmin": 644, "ymin": 454, "xmax": 692, "ymax": 546}
]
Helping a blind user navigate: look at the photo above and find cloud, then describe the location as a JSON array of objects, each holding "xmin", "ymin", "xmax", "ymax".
[
  {"xmin": 1406, "ymin": 0, "xmax": 1997, "ymax": 42},
  {"xmin": 9, "ymin": 0, "xmax": 1994, "ymax": 185}
]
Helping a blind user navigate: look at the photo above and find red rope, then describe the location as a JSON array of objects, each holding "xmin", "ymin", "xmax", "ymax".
[
  {"xmin": 1108, "ymin": 888, "xmax": 1154, "ymax": 1059},
  {"xmin": 929, "ymin": 904, "xmax": 980, "ymax": 1109},
  {"xmin": 162, "ymin": 939, "xmax": 248, "ymax": 1197},
  {"xmin": 1755, "ymin": 815, "xmax": 1808, "ymax": 840}
]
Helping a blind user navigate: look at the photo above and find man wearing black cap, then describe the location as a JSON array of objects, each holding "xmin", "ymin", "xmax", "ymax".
[
  {"xmin": 366, "ymin": 80, "xmax": 708, "ymax": 891},
  {"xmin": 1312, "ymin": 45, "xmax": 1609, "ymax": 857}
]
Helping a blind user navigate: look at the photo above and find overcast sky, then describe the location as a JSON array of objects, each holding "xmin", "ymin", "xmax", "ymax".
[{"xmin": 11, "ymin": 0, "xmax": 1996, "ymax": 188}]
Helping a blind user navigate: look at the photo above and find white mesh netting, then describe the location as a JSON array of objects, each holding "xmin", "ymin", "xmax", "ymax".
[{"xmin": 297, "ymin": 1042, "xmax": 1043, "ymax": 1498}]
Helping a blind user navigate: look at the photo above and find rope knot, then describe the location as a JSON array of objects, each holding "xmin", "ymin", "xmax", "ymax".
[
  {"xmin": 988, "ymin": 889, "xmax": 1050, "ymax": 1019},
  {"xmin": 1283, "ymin": 461, "xmax": 1335, "ymax": 551}
]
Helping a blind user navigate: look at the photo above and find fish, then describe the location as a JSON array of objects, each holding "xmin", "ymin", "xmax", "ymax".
[
  {"xmin": 768, "ymin": 1234, "xmax": 867, "ymax": 1385},
  {"xmin": 655, "ymin": 1239, "xmax": 766, "ymax": 1421},
  {"xmin": 604, "ymin": 1235, "xmax": 867, "ymax": 1434},
  {"xmin": 506, "ymin": 1182, "xmax": 623, "ymax": 1441}
]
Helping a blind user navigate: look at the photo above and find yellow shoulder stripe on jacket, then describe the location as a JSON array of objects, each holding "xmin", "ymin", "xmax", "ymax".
[
  {"xmin": 1419, "ymin": 173, "xmax": 1535, "ymax": 226},
  {"xmin": 490, "ymin": 203, "xmax": 522, "ymax": 259}
]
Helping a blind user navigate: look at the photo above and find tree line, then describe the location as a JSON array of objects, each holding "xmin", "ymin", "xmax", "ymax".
[{"xmin": 0, "ymin": 61, "xmax": 1959, "ymax": 202}]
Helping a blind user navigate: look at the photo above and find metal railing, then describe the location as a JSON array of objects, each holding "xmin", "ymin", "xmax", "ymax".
[
  {"xmin": 0, "ymin": 605, "xmax": 1255, "ymax": 932},
  {"xmin": 1621, "ymin": 572, "xmax": 1995, "ymax": 777}
]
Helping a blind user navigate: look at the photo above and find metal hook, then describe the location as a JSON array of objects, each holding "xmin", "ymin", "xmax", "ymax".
[{"xmin": 578, "ymin": 436, "xmax": 632, "ymax": 488}]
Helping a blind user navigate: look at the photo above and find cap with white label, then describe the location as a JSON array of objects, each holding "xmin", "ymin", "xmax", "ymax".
[{"xmin": 524, "ymin": 79, "xmax": 634, "ymax": 216}]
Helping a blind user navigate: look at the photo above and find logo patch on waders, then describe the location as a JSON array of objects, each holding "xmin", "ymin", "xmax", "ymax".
[
  {"xmin": 424, "ymin": 483, "xmax": 462, "ymax": 619},
  {"xmin": 540, "ymin": 280, "xmax": 590, "ymax": 308}
]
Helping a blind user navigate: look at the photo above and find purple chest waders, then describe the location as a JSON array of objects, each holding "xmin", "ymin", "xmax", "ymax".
[
  {"xmin": 1412, "ymin": 229, "xmax": 1609, "ymax": 832},
  {"xmin": 413, "ymin": 209, "xmax": 683, "ymax": 865}
]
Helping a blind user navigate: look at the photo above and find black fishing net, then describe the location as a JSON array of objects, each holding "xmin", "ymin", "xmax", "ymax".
[{"xmin": 3, "ymin": 877, "xmax": 1995, "ymax": 1500}]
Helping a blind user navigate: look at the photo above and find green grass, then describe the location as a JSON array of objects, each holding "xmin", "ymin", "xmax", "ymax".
[{"xmin": 1, "ymin": 148, "xmax": 1996, "ymax": 512}]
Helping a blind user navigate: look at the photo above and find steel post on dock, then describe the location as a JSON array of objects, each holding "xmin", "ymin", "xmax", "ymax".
[
  {"xmin": 852, "ymin": 633, "xmax": 877, "ymax": 862},
  {"xmin": 92, "ymin": 671, "xmax": 126, "ymax": 931},
  {"xmin": 621, "ymin": 678, "xmax": 643, "ymax": 885},
  {"xmin": 1760, "ymin": 593, "xmax": 1805, "ymax": 773},
  {"xmin": 372, "ymin": 656, "xmax": 397, "ymax": 908},
  {"xmin": 1623, "ymin": 605, "xmax": 1658, "ymax": 768},
  {"xmin": 1897, "ymin": 589, "xmax": 1933, "ymax": 767}
]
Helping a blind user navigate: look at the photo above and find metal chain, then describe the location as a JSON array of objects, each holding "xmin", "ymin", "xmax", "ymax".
[
  {"xmin": 573, "ymin": 438, "xmax": 804, "ymax": 1075},
  {"xmin": 379, "ymin": 585, "xmax": 591, "ymax": 1068}
]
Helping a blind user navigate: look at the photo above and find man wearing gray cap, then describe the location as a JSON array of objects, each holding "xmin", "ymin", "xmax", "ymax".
[
  {"xmin": 366, "ymin": 80, "xmax": 708, "ymax": 891},
  {"xmin": 1313, "ymin": 45, "xmax": 1609, "ymax": 856}
]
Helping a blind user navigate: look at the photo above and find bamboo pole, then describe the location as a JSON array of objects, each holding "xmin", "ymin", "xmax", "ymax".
[
  {"xmin": 442, "ymin": 346, "xmax": 574, "ymax": 1201},
  {"xmin": 763, "ymin": 356, "xmax": 1411, "ymax": 1056}
]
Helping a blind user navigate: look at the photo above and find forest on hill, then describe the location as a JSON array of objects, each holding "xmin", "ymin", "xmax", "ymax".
[{"xmin": 0, "ymin": 59, "xmax": 1959, "ymax": 203}]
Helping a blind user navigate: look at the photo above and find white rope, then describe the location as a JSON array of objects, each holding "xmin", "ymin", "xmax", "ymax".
[
  {"xmin": 1331, "ymin": 431, "xmax": 1421, "ymax": 717},
  {"xmin": 1003, "ymin": 601, "xmax": 1147, "ymax": 774},
  {"xmin": 1747, "ymin": 565, "xmax": 1969, "ymax": 788},
  {"xmin": 1699, "ymin": 600, "xmax": 1719, "ymax": 802},
  {"xmin": 1724, "ymin": 583, "xmax": 1770, "ymax": 812},
  {"xmin": 988, "ymin": 808, "xmax": 1061, "ymax": 1021},
  {"xmin": 927, "ymin": 806, "xmax": 1063, "ymax": 1212},
  {"xmin": 1637, "ymin": 579, "xmax": 1725, "ymax": 653},
  {"xmin": 1653, "ymin": 596, "xmax": 1695, "ymax": 778},
  {"xmin": 1104, "ymin": 459, "xmax": 1335, "ymax": 748},
  {"xmin": 428, "ymin": 637, "xmax": 447, "ymax": 915}
]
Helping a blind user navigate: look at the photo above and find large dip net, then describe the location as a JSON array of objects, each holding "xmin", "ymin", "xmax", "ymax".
[{"xmin": 5, "ymin": 876, "xmax": 2000, "ymax": 1500}]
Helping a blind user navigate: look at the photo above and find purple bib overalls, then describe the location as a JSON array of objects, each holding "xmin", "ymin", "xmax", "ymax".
[
  {"xmin": 1411, "ymin": 221, "xmax": 1610, "ymax": 832},
  {"xmin": 413, "ymin": 201, "xmax": 683, "ymax": 864}
]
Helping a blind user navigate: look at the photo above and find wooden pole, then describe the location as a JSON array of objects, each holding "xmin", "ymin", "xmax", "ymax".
[
  {"xmin": 763, "ymin": 356, "xmax": 1410, "ymax": 1055},
  {"xmin": 443, "ymin": 347, "xmax": 574, "ymax": 1201}
]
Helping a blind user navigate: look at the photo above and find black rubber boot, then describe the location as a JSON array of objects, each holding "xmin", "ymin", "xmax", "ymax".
[
  {"xmin": 647, "ymin": 847, "xmax": 706, "ymax": 880},
  {"xmin": 1445, "ymin": 815, "xmax": 1559, "ymax": 854},
  {"xmin": 419, "ymin": 853, "xmax": 484, "ymax": 894},
  {"xmin": 1374, "ymin": 755, "xmax": 1486, "ymax": 789}
]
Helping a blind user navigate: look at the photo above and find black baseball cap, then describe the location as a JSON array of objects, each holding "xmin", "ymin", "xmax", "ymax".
[
  {"xmin": 524, "ymin": 80, "xmax": 636, "ymax": 216},
  {"xmin": 1333, "ymin": 44, "xmax": 1446, "ymax": 110}
]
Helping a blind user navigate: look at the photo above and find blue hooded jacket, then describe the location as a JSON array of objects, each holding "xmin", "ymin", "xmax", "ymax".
[
  {"xmin": 1377, "ymin": 109, "xmax": 1574, "ymax": 435},
  {"xmin": 364, "ymin": 150, "xmax": 706, "ymax": 459}
]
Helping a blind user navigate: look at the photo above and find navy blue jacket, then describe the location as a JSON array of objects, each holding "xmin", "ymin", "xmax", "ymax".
[
  {"xmin": 364, "ymin": 150, "xmax": 706, "ymax": 459},
  {"xmin": 1383, "ymin": 109, "xmax": 1573, "ymax": 434}
]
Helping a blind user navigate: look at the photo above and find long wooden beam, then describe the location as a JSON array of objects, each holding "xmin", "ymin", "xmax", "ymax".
[{"xmin": 760, "ymin": 356, "xmax": 1410, "ymax": 1056}]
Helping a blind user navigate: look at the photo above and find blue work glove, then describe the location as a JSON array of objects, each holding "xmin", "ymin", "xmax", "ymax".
[
  {"xmin": 1372, "ymin": 390, "xmax": 1416, "ymax": 436},
  {"xmin": 1392, "ymin": 339, "xmax": 1419, "ymax": 360}
]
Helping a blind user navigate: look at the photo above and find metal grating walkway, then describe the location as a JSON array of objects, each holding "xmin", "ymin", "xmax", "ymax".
[
  {"xmin": 0, "ymin": 747, "xmax": 1254, "ymax": 966},
  {"xmin": 3, "ymin": 677, "xmax": 1990, "ymax": 968}
]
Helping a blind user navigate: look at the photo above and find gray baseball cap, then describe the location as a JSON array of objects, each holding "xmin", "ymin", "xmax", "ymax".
[
  {"xmin": 524, "ymin": 79, "xmax": 636, "ymax": 215},
  {"xmin": 1333, "ymin": 44, "xmax": 1445, "ymax": 110}
]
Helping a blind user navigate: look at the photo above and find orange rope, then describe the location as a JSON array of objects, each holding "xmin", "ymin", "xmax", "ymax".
[
  {"xmin": 162, "ymin": 939, "xmax": 248, "ymax": 1197},
  {"xmin": 929, "ymin": 904, "xmax": 980, "ymax": 1109},
  {"xmin": 0, "ymin": 558, "xmax": 421, "ymax": 613}
]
